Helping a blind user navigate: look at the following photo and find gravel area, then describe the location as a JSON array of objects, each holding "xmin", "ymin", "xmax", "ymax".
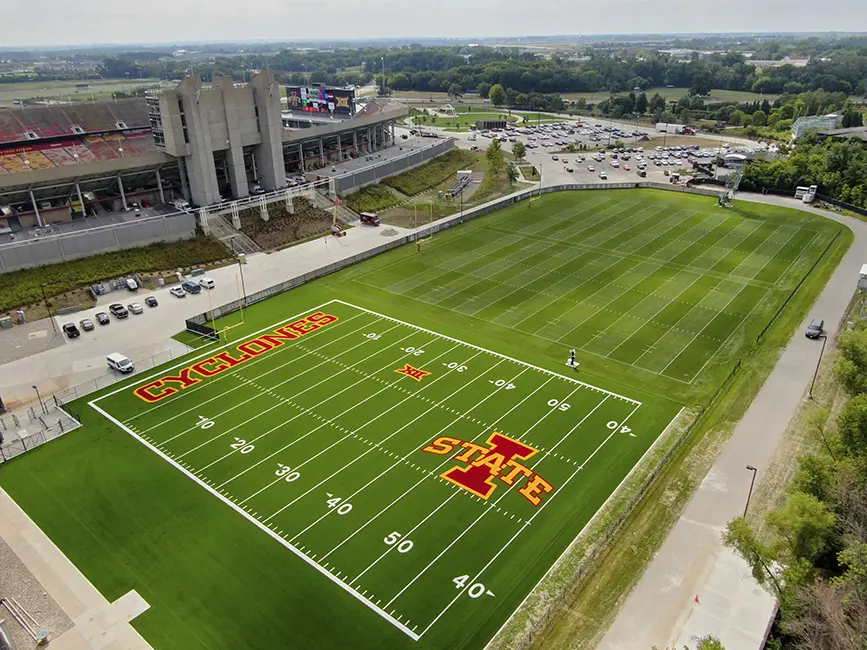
[{"xmin": 0, "ymin": 536, "xmax": 72, "ymax": 648}]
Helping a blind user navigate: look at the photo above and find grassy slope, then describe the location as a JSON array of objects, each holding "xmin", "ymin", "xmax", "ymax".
[{"xmin": 529, "ymin": 216, "xmax": 852, "ymax": 649}]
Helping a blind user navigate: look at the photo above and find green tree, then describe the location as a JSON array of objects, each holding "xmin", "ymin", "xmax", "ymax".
[
  {"xmin": 489, "ymin": 84, "xmax": 506, "ymax": 108},
  {"xmin": 648, "ymin": 92, "xmax": 666, "ymax": 113},
  {"xmin": 837, "ymin": 393, "xmax": 867, "ymax": 455},
  {"xmin": 477, "ymin": 82, "xmax": 492, "ymax": 99},
  {"xmin": 448, "ymin": 83, "xmax": 463, "ymax": 100},
  {"xmin": 635, "ymin": 92, "xmax": 648, "ymax": 114},
  {"xmin": 752, "ymin": 110, "xmax": 767, "ymax": 126},
  {"xmin": 486, "ymin": 139, "xmax": 506, "ymax": 176},
  {"xmin": 724, "ymin": 517, "xmax": 784, "ymax": 596},
  {"xmin": 766, "ymin": 492, "xmax": 836, "ymax": 565},
  {"xmin": 512, "ymin": 140, "xmax": 526, "ymax": 161},
  {"xmin": 388, "ymin": 72, "xmax": 411, "ymax": 91},
  {"xmin": 696, "ymin": 635, "xmax": 726, "ymax": 650},
  {"xmin": 842, "ymin": 109, "xmax": 864, "ymax": 128},
  {"xmin": 506, "ymin": 164, "xmax": 518, "ymax": 186}
]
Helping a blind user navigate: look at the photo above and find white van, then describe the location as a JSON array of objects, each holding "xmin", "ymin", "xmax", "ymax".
[
  {"xmin": 107, "ymin": 353, "xmax": 134, "ymax": 374},
  {"xmin": 125, "ymin": 278, "xmax": 138, "ymax": 292},
  {"xmin": 198, "ymin": 277, "xmax": 215, "ymax": 290}
]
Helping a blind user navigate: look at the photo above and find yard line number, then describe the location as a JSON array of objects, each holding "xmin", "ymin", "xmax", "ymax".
[
  {"xmin": 489, "ymin": 379, "xmax": 516, "ymax": 390},
  {"xmin": 383, "ymin": 531, "xmax": 414, "ymax": 553},
  {"xmin": 453, "ymin": 575, "xmax": 495, "ymax": 599},
  {"xmin": 547, "ymin": 399, "xmax": 571, "ymax": 411},
  {"xmin": 607, "ymin": 421, "xmax": 633, "ymax": 435},
  {"xmin": 326, "ymin": 493, "xmax": 353, "ymax": 515},
  {"xmin": 364, "ymin": 332, "xmax": 381, "ymax": 341},
  {"xmin": 443, "ymin": 362, "xmax": 467, "ymax": 372},
  {"xmin": 275, "ymin": 463, "xmax": 301, "ymax": 482},
  {"xmin": 197, "ymin": 415, "xmax": 215, "ymax": 429},
  {"xmin": 401, "ymin": 347, "xmax": 425, "ymax": 356},
  {"xmin": 230, "ymin": 438, "xmax": 255, "ymax": 454}
]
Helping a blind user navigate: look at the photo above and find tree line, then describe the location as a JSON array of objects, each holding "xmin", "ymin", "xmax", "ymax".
[{"xmin": 724, "ymin": 323, "xmax": 867, "ymax": 649}]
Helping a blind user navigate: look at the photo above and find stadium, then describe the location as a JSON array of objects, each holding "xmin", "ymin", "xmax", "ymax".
[{"xmin": 0, "ymin": 71, "xmax": 406, "ymax": 232}]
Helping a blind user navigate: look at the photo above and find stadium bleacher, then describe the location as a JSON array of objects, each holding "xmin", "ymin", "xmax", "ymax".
[
  {"xmin": 0, "ymin": 112, "xmax": 24, "ymax": 144},
  {"xmin": 14, "ymin": 106, "xmax": 75, "ymax": 139},
  {"xmin": 106, "ymin": 100, "xmax": 149, "ymax": 129},
  {"xmin": 0, "ymin": 133, "xmax": 157, "ymax": 174}
]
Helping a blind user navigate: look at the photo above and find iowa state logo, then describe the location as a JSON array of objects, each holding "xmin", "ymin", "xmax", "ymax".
[{"xmin": 422, "ymin": 433, "xmax": 554, "ymax": 506}]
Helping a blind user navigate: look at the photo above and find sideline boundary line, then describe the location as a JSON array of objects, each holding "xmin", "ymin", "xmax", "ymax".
[{"xmin": 88, "ymin": 300, "xmax": 647, "ymax": 640}]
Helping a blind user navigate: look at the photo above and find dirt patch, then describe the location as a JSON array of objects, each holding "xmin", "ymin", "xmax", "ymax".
[{"xmin": 238, "ymin": 198, "xmax": 336, "ymax": 250}]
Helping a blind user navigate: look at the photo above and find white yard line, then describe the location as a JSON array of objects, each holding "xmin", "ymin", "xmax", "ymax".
[
  {"xmin": 108, "ymin": 299, "xmax": 346, "ymax": 416},
  {"xmin": 234, "ymin": 340, "xmax": 466, "ymax": 504},
  {"xmin": 602, "ymin": 273, "xmax": 707, "ymax": 358},
  {"xmin": 150, "ymin": 315, "xmax": 384, "ymax": 440},
  {"xmin": 175, "ymin": 324, "xmax": 411, "ymax": 459},
  {"xmin": 87, "ymin": 400, "xmax": 421, "ymax": 641},
  {"xmin": 333, "ymin": 300, "xmax": 640, "ymax": 404},
  {"xmin": 262, "ymin": 356, "xmax": 508, "ymax": 524},
  {"xmin": 198, "ymin": 339, "xmax": 458, "ymax": 475},
  {"xmin": 681, "ymin": 287, "xmax": 771, "ymax": 382},
  {"xmin": 354, "ymin": 380, "xmax": 587, "ymax": 588},
  {"xmin": 418, "ymin": 401, "xmax": 641, "ymax": 637},
  {"xmin": 321, "ymin": 376, "xmax": 555, "ymax": 561}
]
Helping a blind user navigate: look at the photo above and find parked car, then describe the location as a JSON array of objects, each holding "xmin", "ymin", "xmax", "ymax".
[
  {"xmin": 109, "ymin": 303, "xmax": 129, "ymax": 319},
  {"xmin": 599, "ymin": 171, "xmax": 608, "ymax": 179},
  {"xmin": 198, "ymin": 277, "xmax": 215, "ymax": 290},
  {"xmin": 170, "ymin": 286, "xmax": 186, "ymax": 298},
  {"xmin": 62, "ymin": 323, "xmax": 81, "ymax": 339},
  {"xmin": 107, "ymin": 352, "xmax": 135, "ymax": 374},
  {"xmin": 588, "ymin": 165, "xmax": 595, "ymax": 172},
  {"xmin": 128, "ymin": 303, "xmax": 144, "ymax": 315},
  {"xmin": 145, "ymin": 296, "xmax": 158, "ymax": 308},
  {"xmin": 79, "ymin": 318, "xmax": 94, "ymax": 331},
  {"xmin": 805, "ymin": 319, "xmax": 824, "ymax": 339},
  {"xmin": 182, "ymin": 280, "xmax": 202, "ymax": 294},
  {"xmin": 96, "ymin": 312, "xmax": 110, "ymax": 325}
]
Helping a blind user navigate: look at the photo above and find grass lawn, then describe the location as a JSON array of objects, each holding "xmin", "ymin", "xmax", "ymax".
[
  {"xmin": 0, "ymin": 78, "xmax": 166, "ymax": 107},
  {"xmin": 414, "ymin": 111, "xmax": 518, "ymax": 132},
  {"xmin": 0, "ymin": 188, "xmax": 845, "ymax": 650}
]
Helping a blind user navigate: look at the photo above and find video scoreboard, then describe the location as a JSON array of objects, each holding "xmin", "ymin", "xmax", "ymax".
[{"xmin": 286, "ymin": 86, "xmax": 355, "ymax": 115}]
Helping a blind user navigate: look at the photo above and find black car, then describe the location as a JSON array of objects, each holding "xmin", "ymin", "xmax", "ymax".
[
  {"xmin": 145, "ymin": 296, "xmax": 158, "ymax": 308},
  {"xmin": 62, "ymin": 323, "xmax": 80, "ymax": 339},
  {"xmin": 806, "ymin": 319, "xmax": 824, "ymax": 339},
  {"xmin": 109, "ymin": 303, "xmax": 129, "ymax": 319},
  {"xmin": 95, "ymin": 312, "xmax": 110, "ymax": 325}
]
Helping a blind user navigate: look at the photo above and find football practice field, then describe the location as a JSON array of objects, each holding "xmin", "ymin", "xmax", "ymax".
[
  {"xmin": 0, "ymin": 188, "xmax": 845, "ymax": 650},
  {"xmin": 90, "ymin": 299, "xmax": 671, "ymax": 647}
]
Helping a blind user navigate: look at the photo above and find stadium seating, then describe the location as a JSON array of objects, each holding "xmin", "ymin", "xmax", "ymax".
[
  {"xmin": 84, "ymin": 136, "xmax": 121, "ymax": 160},
  {"xmin": 14, "ymin": 106, "xmax": 76, "ymax": 139},
  {"xmin": 64, "ymin": 103, "xmax": 118, "ymax": 133},
  {"xmin": 0, "ymin": 112, "xmax": 24, "ymax": 144},
  {"xmin": 106, "ymin": 100, "xmax": 149, "ymax": 129}
]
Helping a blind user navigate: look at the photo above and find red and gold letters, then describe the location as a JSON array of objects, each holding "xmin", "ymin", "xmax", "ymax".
[
  {"xmin": 133, "ymin": 311, "xmax": 339, "ymax": 403},
  {"xmin": 422, "ymin": 432, "xmax": 553, "ymax": 507},
  {"xmin": 395, "ymin": 364, "xmax": 430, "ymax": 382}
]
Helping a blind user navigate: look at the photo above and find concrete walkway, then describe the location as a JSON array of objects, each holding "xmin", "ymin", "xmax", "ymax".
[
  {"xmin": 0, "ymin": 488, "xmax": 153, "ymax": 649},
  {"xmin": 598, "ymin": 195, "xmax": 865, "ymax": 650}
]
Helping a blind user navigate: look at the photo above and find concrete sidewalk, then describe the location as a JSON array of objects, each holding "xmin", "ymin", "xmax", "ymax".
[{"xmin": 598, "ymin": 195, "xmax": 865, "ymax": 650}]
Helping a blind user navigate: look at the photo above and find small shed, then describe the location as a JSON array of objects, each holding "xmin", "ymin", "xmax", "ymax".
[{"xmin": 476, "ymin": 119, "xmax": 507, "ymax": 130}]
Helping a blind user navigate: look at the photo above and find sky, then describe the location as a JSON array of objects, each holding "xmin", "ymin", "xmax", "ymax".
[{"xmin": 3, "ymin": 0, "xmax": 867, "ymax": 48}]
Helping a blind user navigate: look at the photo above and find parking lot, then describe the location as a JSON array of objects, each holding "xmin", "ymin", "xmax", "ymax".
[{"xmin": 415, "ymin": 116, "xmax": 772, "ymax": 188}]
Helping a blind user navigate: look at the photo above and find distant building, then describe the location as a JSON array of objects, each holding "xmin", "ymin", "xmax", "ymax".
[
  {"xmin": 747, "ymin": 55, "xmax": 811, "ymax": 69},
  {"xmin": 792, "ymin": 114, "xmax": 843, "ymax": 140},
  {"xmin": 477, "ymin": 119, "xmax": 507, "ymax": 131}
]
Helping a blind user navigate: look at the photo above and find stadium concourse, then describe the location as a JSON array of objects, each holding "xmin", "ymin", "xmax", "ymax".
[{"xmin": 0, "ymin": 72, "xmax": 406, "ymax": 234}]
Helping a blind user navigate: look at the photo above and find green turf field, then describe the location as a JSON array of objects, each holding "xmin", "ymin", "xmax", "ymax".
[{"xmin": 0, "ymin": 189, "xmax": 844, "ymax": 650}]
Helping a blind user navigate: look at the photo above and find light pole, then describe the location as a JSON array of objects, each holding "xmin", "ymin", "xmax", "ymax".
[
  {"xmin": 380, "ymin": 57, "xmax": 385, "ymax": 96},
  {"xmin": 809, "ymin": 334, "xmax": 828, "ymax": 399},
  {"xmin": 744, "ymin": 465, "xmax": 758, "ymax": 517},
  {"xmin": 32, "ymin": 385, "xmax": 47, "ymax": 415},
  {"xmin": 40, "ymin": 282, "xmax": 57, "ymax": 333},
  {"xmin": 231, "ymin": 237, "xmax": 248, "ymax": 306}
]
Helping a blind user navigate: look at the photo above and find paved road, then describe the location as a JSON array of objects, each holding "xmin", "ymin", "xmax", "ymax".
[{"xmin": 598, "ymin": 195, "xmax": 865, "ymax": 650}]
